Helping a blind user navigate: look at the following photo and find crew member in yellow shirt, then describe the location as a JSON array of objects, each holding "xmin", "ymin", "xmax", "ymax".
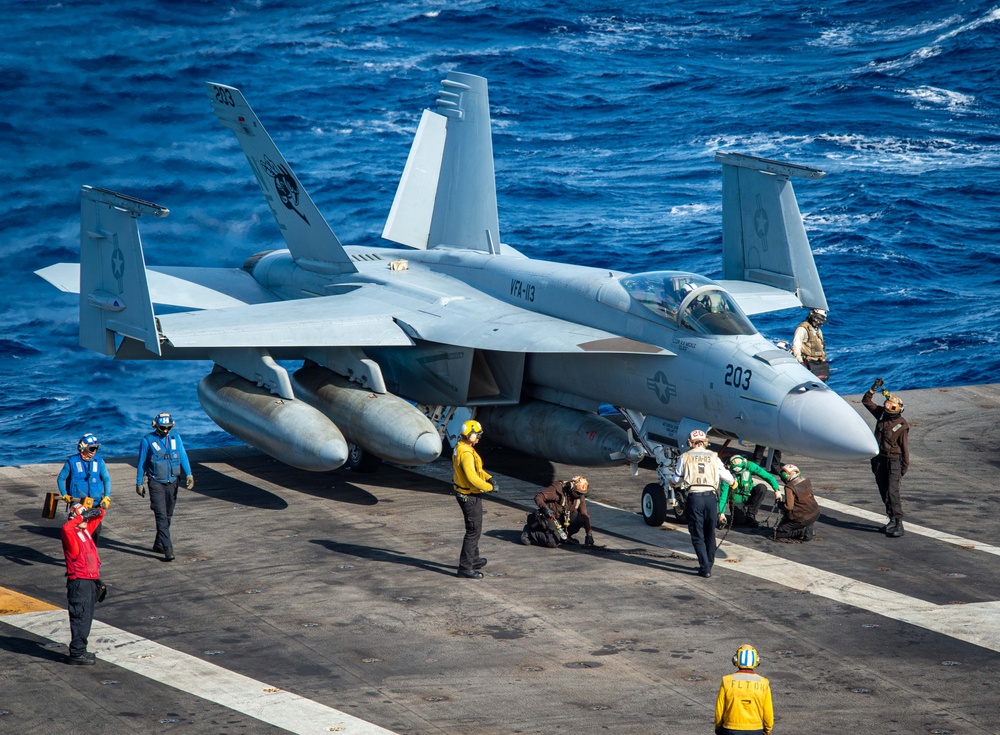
[
  {"xmin": 452, "ymin": 419, "xmax": 493, "ymax": 579},
  {"xmin": 715, "ymin": 644, "xmax": 774, "ymax": 735}
]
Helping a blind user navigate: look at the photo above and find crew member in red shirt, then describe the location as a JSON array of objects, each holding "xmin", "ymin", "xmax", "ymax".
[{"xmin": 61, "ymin": 502, "xmax": 105, "ymax": 665}]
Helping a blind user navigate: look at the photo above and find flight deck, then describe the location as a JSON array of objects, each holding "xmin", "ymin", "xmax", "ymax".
[{"xmin": 1, "ymin": 385, "xmax": 998, "ymax": 734}]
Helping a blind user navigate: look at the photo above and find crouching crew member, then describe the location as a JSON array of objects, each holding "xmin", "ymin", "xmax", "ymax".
[
  {"xmin": 671, "ymin": 430, "xmax": 734, "ymax": 578},
  {"xmin": 452, "ymin": 419, "xmax": 493, "ymax": 579},
  {"xmin": 773, "ymin": 464, "xmax": 819, "ymax": 541},
  {"xmin": 136, "ymin": 412, "xmax": 193, "ymax": 562},
  {"xmin": 61, "ymin": 503, "xmax": 105, "ymax": 665},
  {"xmin": 715, "ymin": 644, "xmax": 774, "ymax": 735},
  {"xmin": 863, "ymin": 377, "xmax": 910, "ymax": 538},
  {"xmin": 720, "ymin": 455, "xmax": 778, "ymax": 529},
  {"xmin": 520, "ymin": 476, "xmax": 595, "ymax": 548},
  {"xmin": 56, "ymin": 433, "xmax": 111, "ymax": 543}
]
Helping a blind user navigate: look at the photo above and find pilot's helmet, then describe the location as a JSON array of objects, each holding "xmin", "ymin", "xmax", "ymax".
[
  {"xmin": 732, "ymin": 644, "xmax": 760, "ymax": 669},
  {"xmin": 460, "ymin": 419, "xmax": 483, "ymax": 439},
  {"xmin": 808, "ymin": 308, "xmax": 827, "ymax": 325},
  {"xmin": 701, "ymin": 293, "xmax": 724, "ymax": 313}
]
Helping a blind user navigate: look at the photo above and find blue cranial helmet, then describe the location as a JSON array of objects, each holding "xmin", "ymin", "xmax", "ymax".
[
  {"xmin": 77, "ymin": 433, "xmax": 100, "ymax": 453},
  {"xmin": 152, "ymin": 412, "xmax": 175, "ymax": 433}
]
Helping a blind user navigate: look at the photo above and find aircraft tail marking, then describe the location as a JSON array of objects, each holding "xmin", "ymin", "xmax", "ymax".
[
  {"xmin": 716, "ymin": 152, "xmax": 828, "ymax": 311},
  {"xmin": 207, "ymin": 83, "xmax": 357, "ymax": 274},
  {"xmin": 78, "ymin": 186, "xmax": 164, "ymax": 356},
  {"xmin": 382, "ymin": 72, "xmax": 501, "ymax": 253}
]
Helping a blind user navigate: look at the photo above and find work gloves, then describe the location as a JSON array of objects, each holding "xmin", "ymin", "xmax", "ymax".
[
  {"xmin": 136, "ymin": 483, "xmax": 146, "ymax": 498},
  {"xmin": 185, "ymin": 475, "xmax": 195, "ymax": 490},
  {"xmin": 60, "ymin": 494, "xmax": 74, "ymax": 504},
  {"xmin": 100, "ymin": 496, "xmax": 111, "ymax": 509},
  {"xmin": 871, "ymin": 377, "xmax": 884, "ymax": 392},
  {"xmin": 541, "ymin": 507, "xmax": 554, "ymax": 518}
]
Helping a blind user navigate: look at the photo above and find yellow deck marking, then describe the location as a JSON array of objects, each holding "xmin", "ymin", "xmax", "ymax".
[{"xmin": 0, "ymin": 586, "xmax": 60, "ymax": 615}]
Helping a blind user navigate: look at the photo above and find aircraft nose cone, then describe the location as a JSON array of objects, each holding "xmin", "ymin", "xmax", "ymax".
[
  {"xmin": 413, "ymin": 431, "xmax": 443, "ymax": 464},
  {"xmin": 778, "ymin": 384, "xmax": 879, "ymax": 461}
]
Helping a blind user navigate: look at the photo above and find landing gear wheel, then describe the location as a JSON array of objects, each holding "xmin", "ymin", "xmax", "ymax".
[
  {"xmin": 642, "ymin": 483, "xmax": 668, "ymax": 526},
  {"xmin": 673, "ymin": 489, "xmax": 688, "ymax": 523},
  {"xmin": 346, "ymin": 442, "xmax": 382, "ymax": 473}
]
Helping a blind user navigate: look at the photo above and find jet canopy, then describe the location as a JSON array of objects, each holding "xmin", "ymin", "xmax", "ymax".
[{"xmin": 620, "ymin": 271, "xmax": 755, "ymax": 336}]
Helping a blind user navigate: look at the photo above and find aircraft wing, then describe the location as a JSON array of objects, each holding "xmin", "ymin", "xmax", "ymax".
[{"xmin": 156, "ymin": 283, "xmax": 670, "ymax": 355}]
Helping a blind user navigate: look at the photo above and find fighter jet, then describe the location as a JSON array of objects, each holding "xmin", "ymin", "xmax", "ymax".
[{"xmin": 36, "ymin": 71, "xmax": 878, "ymax": 525}]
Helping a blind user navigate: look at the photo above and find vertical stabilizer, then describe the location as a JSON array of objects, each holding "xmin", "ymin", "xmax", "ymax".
[
  {"xmin": 79, "ymin": 186, "xmax": 164, "ymax": 356},
  {"xmin": 717, "ymin": 152, "xmax": 828, "ymax": 310},
  {"xmin": 207, "ymin": 83, "xmax": 357, "ymax": 274},
  {"xmin": 382, "ymin": 72, "xmax": 500, "ymax": 253}
]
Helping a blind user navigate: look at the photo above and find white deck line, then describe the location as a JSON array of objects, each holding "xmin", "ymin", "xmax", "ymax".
[
  {"xmin": 1, "ymin": 610, "xmax": 398, "ymax": 735},
  {"xmin": 463, "ymin": 468, "xmax": 1000, "ymax": 654}
]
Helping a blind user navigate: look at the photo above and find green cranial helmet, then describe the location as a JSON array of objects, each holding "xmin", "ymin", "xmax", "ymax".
[{"xmin": 729, "ymin": 455, "xmax": 747, "ymax": 471}]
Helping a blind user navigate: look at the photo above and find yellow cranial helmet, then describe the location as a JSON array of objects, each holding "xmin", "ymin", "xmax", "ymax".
[
  {"xmin": 460, "ymin": 419, "xmax": 483, "ymax": 438},
  {"xmin": 733, "ymin": 644, "xmax": 760, "ymax": 669}
]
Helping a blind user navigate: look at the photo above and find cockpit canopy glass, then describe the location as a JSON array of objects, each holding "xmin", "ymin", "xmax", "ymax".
[{"xmin": 619, "ymin": 271, "xmax": 756, "ymax": 335}]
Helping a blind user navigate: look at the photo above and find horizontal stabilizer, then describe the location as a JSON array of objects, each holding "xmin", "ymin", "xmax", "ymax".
[
  {"xmin": 716, "ymin": 280, "xmax": 804, "ymax": 316},
  {"xmin": 716, "ymin": 151, "xmax": 828, "ymax": 313},
  {"xmin": 207, "ymin": 82, "xmax": 358, "ymax": 274},
  {"xmin": 36, "ymin": 263, "xmax": 278, "ymax": 309}
]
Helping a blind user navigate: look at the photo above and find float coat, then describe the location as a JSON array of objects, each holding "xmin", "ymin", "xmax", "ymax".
[
  {"xmin": 479, "ymin": 401, "xmax": 630, "ymax": 466},
  {"xmin": 291, "ymin": 365, "xmax": 441, "ymax": 465},
  {"xmin": 198, "ymin": 371, "xmax": 348, "ymax": 471}
]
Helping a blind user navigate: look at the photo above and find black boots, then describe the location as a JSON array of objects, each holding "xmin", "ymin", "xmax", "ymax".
[
  {"xmin": 163, "ymin": 546, "xmax": 175, "ymax": 561},
  {"xmin": 885, "ymin": 518, "xmax": 905, "ymax": 538}
]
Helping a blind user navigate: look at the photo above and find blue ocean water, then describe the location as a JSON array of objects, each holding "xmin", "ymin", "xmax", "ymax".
[{"xmin": 1, "ymin": 1, "xmax": 998, "ymax": 466}]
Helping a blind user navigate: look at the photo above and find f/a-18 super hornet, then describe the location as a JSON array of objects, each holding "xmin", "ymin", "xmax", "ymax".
[{"xmin": 37, "ymin": 71, "xmax": 877, "ymax": 525}]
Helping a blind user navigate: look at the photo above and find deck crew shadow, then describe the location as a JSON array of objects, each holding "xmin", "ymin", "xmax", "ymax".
[{"xmin": 310, "ymin": 539, "xmax": 455, "ymax": 577}]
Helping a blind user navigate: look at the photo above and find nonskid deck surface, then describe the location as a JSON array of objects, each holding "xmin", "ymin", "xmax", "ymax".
[{"xmin": 1, "ymin": 385, "xmax": 997, "ymax": 734}]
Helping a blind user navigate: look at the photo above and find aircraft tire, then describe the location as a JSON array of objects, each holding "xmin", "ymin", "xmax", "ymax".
[
  {"xmin": 346, "ymin": 442, "xmax": 382, "ymax": 473},
  {"xmin": 641, "ymin": 483, "xmax": 668, "ymax": 526},
  {"xmin": 673, "ymin": 490, "xmax": 688, "ymax": 523}
]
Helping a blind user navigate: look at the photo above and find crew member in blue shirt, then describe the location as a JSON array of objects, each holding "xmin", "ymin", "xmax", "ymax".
[
  {"xmin": 136, "ymin": 412, "xmax": 193, "ymax": 562},
  {"xmin": 57, "ymin": 433, "xmax": 111, "ymax": 543}
]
